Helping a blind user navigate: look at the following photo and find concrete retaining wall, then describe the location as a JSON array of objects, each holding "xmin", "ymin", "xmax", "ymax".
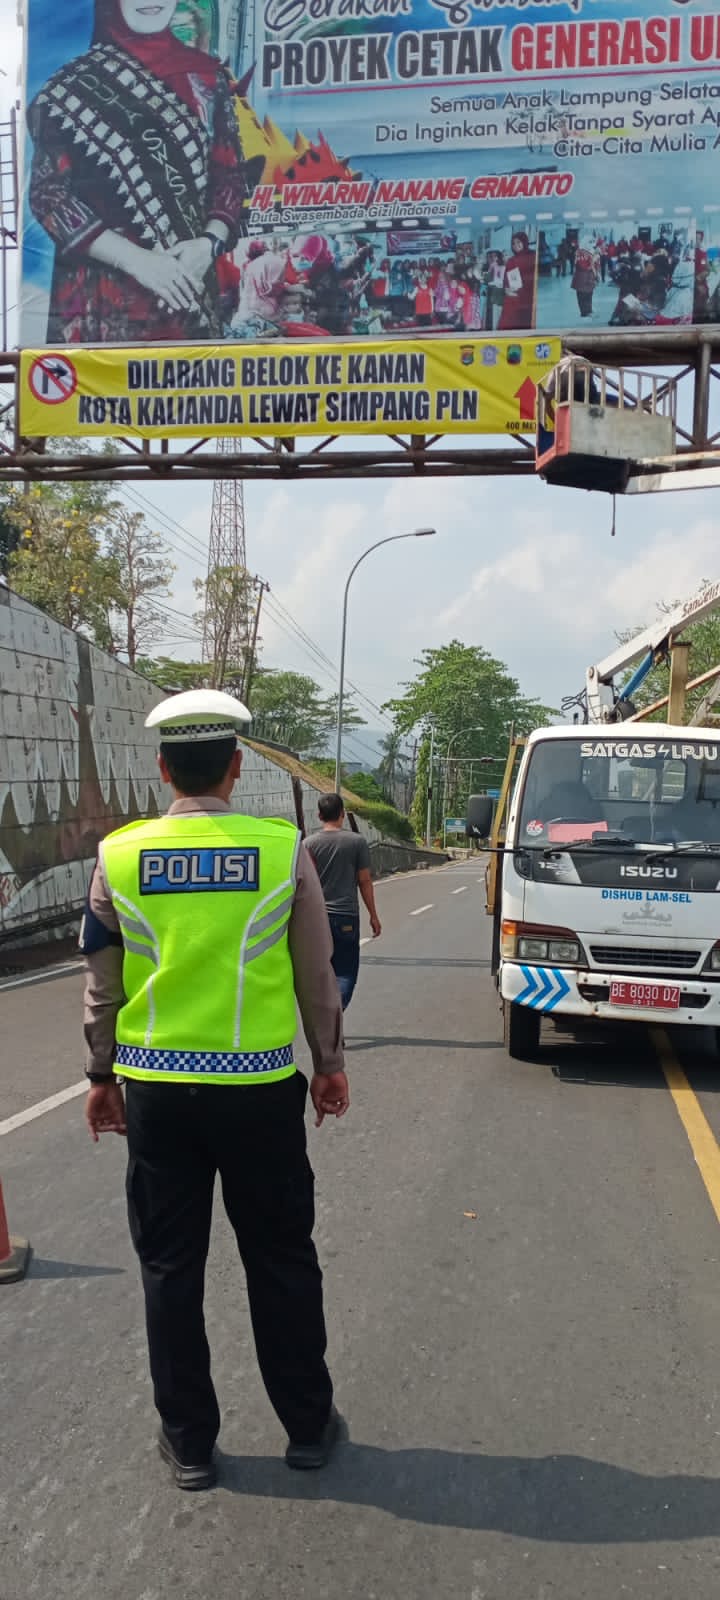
[{"xmin": 0, "ymin": 587, "xmax": 444, "ymax": 941}]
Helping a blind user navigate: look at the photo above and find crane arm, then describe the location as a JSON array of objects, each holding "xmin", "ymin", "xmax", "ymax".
[{"xmin": 585, "ymin": 577, "xmax": 720, "ymax": 723}]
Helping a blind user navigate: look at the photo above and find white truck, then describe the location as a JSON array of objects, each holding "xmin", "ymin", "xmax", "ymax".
[
  {"xmin": 474, "ymin": 723, "xmax": 720, "ymax": 1060},
  {"xmin": 470, "ymin": 580, "xmax": 720, "ymax": 1060}
]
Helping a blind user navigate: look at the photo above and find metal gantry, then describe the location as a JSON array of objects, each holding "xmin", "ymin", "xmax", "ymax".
[{"xmin": 2, "ymin": 330, "xmax": 720, "ymax": 484}]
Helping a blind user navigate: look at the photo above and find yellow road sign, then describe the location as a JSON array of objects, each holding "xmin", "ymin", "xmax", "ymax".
[{"xmin": 19, "ymin": 338, "xmax": 561, "ymax": 441}]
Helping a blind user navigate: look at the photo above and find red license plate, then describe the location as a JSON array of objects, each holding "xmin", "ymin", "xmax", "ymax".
[{"xmin": 610, "ymin": 981, "xmax": 681, "ymax": 1010}]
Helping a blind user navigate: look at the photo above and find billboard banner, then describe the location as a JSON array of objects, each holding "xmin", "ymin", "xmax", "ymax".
[
  {"xmin": 20, "ymin": 0, "xmax": 720, "ymax": 349},
  {"xmin": 18, "ymin": 337, "xmax": 561, "ymax": 438}
]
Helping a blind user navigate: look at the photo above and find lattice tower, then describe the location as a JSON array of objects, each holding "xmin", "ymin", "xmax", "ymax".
[{"xmin": 201, "ymin": 439, "xmax": 252, "ymax": 685}]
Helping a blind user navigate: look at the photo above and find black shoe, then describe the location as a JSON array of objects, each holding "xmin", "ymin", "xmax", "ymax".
[
  {"xmin": 285, "ymin": 1406, "xmax": 343, "ymax": 1470},
  {"xmin": 158, "ymin": 1429, "xmax": 216, "ymax": 1491}
]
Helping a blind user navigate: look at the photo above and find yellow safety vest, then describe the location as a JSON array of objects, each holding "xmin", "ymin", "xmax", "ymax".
[{"xmin": 100, "ymin": 812, "xmax": 300, "ymax": 1085}]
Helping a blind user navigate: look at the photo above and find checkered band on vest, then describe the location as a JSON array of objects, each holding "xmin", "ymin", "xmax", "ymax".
[{"xmin": 115, "ymin": 1044, "xmax": 294, "ymax": 1075}]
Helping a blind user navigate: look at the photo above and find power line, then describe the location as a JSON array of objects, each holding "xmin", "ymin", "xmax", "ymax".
[
  {"xmin": 120, "ymin": 486, "xmax": 207, "ymax": 570},
  {"xmin": 263, "ymin": 594, "xmax": 395, "ymax": 730},
  {"xmin": 267, "ymin": 591, "xmax": 395, "ymax": 726},
  {"xmin": 111, "ymin": 492, "xmax": 397, "ymax": 728}
]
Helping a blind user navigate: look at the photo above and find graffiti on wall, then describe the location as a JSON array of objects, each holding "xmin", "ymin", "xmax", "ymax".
[
  {"xmin": 0, "ymin": 586, "xmax": 165, "ymax": 938},
  {"xmin": 0, "ymin": 586, "xmax": 386, "ymax": 941}
]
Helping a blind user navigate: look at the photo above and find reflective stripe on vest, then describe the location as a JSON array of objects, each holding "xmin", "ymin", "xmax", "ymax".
[{"xmin": 101, "ymin": 812, "xmax": 300, "ymax": 1085}]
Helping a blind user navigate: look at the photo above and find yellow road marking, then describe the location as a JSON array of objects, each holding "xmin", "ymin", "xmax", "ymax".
[{"xmin": 651, "ymin": 1027, "xmax": 720, "ymax": 1226}]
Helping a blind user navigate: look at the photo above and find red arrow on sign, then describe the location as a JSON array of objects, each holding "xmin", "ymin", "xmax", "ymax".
[{"xmin": 514, "ymin": 377, "xmax": 537, "ymax": 422}]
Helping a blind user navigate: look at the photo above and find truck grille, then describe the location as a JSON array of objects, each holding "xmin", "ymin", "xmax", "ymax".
[{"xmin": 589, "ymin": 945, "xmax": 701, "ymax": 971}]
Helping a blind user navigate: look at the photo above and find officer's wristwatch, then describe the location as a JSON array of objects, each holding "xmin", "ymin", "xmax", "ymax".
[{"xmin": 86, "ymin": 1072, "xmax": 113, "ymax": 1085}]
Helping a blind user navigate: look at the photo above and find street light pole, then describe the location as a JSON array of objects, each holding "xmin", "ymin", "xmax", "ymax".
[{"xmin": 334, "ymin": 528, "xmax": 436, "ymax": 792}]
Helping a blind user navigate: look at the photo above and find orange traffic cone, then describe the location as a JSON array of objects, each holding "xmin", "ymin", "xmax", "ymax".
[{"xmin": 0, "ymin": 1179, "xmax": 30, "ymax": 1283}]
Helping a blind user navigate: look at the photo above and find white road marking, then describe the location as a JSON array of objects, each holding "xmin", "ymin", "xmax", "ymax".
[
  {"xmin": 359, "ymin": 936, "xmax": 372, "ymax": 946},
  {"xmin": 410, "ymin": 904, "xmax": 433, "ymax": 916},
  {"xmin": 451, "ymin": 886, "xmax": 468, "ymax": 895},
  {"xmin": 0, "ymin": 1080, "xmax": 87, "ymax": 1138},
  {"xmin": 0, "ymin": 960, "xmax": 83, "ymax": 992}
]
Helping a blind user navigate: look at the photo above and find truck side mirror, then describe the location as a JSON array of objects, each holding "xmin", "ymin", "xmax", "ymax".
[{"xmin": 466, "ymin": 794, "xmax": 494, "ymax": 839}]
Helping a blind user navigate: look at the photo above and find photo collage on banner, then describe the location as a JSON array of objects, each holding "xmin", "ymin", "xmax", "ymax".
[{"xmin": 19, "ymin": 0, "xmax": 720, "ymax": 347}]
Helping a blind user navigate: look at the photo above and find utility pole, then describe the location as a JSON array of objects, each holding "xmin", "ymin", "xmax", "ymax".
[
  {"xmin": 242, "ymin": 578, "xmax": 269, "ymax": 707},
  {"xmin": 425, "ymin": 723, "xmax": 435, "ymax": 847}
]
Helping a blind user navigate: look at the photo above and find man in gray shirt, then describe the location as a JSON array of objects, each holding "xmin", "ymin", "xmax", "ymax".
[{"xmin": 306, "ymin": 793, "xmax": 381, "ymax": 1012}]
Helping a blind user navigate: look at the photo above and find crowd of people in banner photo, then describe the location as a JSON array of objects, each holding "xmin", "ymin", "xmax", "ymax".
[
  {"xmin": 21, "ymin": 0, "xmax": 719, "ymax": 344},
  {"xmin": 217, "ymin": 219, "xmax": 703, "ymax": 341}
]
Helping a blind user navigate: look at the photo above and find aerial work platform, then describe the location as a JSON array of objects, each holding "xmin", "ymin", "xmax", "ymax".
[{"xmin": 536, "ymin": 358, "xmax": 677, "ymax": 494}]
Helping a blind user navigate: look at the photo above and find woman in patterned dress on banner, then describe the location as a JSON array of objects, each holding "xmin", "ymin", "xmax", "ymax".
[{"xmin": 27, "ymin": 0, "xmax": 249, "ymax": 343}]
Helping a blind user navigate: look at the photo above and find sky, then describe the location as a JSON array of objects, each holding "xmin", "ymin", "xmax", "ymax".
[{"xmin": 3, "ymin": 15, "xmax": 720, "ymax": 756}]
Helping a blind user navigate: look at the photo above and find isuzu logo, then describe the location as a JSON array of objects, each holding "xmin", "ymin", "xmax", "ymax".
[{"xmin": 619, "ymin": 864, "xmax": 678, "ymax": 880}]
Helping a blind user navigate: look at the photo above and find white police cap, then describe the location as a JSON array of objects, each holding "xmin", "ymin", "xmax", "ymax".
[{"xmin": 145, "ymin": 689, "xmax": 252, "ymax": 743}]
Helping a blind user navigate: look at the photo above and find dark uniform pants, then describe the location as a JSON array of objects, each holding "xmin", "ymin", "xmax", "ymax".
[{"xmin": 124, "ymin": 1072, "xmax": 333, "ymax": 1464}]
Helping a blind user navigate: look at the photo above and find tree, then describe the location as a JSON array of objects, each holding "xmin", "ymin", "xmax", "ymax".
[
  {"xmin": 377, "ymin": 727, "xmax": 412, "ymax": 808},
  {"xmin": 0, "ymin": 487, "xmax": 19, "ymax": 577},
  {"xmin": 342, "ymin": 771, "xmax": 385, "ymax": 804},
  {"xmin": 102, "ymin": 509, "xmax": 175, "ymax": 667},
  {"xmin": 194, "ymin": 563, "xmax": 255, "ymax": 691},
  {"xmin": 249, "ymin": 671, "xmax": 364, "ymax": 758},
  {"xmin": 6, "ymin": 484, "xmax": 122, "ymax": 645},
  {"xmin": 134, "ymin": 657, "xmax": 211, "ymax": 690},
  {"xmin": 250, "ymin": 670, "xmax": 333, "ymax": 754},
  {"xmin": 4, "ymin": 484, "xmax": 175, "ymax": 666},
  {"xmin": 616, "ymin": 588, "xmax": 720, "ymax": 722},
  {"xmin": 385, "ymin": 640, "xmax": 554, "ymax": 835},
  {"xmin": 385, "ymin": 640, "xmax": 552, "ymax": 748}
]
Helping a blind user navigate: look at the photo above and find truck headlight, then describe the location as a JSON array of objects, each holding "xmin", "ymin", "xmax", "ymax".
[
  {"xmin": 548, "ymin": 939, "xmax": 581, "ymax": 963},
  {"xmin": 517, "ymin": 937, "xmax": 549, "ymax": 960},
  {"xmin": 502, "ymin": 921, "xmax": 584, "ymax": 965}
]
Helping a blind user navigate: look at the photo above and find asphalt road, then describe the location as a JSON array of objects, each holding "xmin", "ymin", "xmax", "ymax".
[{"xmin": 1, "ymin": 860, "xmax": 720, "ymax": 1600}]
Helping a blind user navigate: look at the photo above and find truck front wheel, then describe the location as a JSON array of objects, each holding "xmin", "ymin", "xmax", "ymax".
[{"xmin": 503, "ymin": 1001, "xmax": 541, "ymax": 1061}]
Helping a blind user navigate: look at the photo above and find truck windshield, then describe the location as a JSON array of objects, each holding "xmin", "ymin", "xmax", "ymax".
[{"xmin": 517, "ymin": 736, "xmax": 720, "ymax": 847}]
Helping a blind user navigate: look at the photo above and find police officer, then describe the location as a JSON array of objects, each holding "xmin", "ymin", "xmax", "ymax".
[{"xmin": 81, "ymin": 689, "xmax": 348, "ymax": 1490}]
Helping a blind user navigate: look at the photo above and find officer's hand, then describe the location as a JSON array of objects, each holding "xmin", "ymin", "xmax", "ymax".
[
  {"xmin": 311, "ymin": 1070, "xmax": 350, "ymax": 1127},
  {"xmin": 370, "ymin": 913, "xmax": 382, "ymax": 938},
  {"xmin": 86, "ymin": 1080, "xmax": 127, "ymax": 1142}
]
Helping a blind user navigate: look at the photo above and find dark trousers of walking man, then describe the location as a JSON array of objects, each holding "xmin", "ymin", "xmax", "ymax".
[{"xmin": 327, "ymin": 913, "xmax": 362, "ymax": 1011}]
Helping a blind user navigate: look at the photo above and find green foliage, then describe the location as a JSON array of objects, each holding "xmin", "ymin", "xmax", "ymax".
[
  {"xmin": 249, "ymin": 670, "xmax": 364, "ymax": 758},
  {"xmin": 386, "ymin": 639, "xmax": 554, "ymax": 832},
  {"xmin": 0, "ymin": 488, "xmax": 19, "ymax": 576},
  {"xmin": 384, "ymin": 640, "xmax": 554, "ymax": 750},
  {"xmin": 134, "ymin": 656, "xmax": 211, "ymax": 690},
  {"xmin": 296, "ymin": 755, "xmax": 413, "ymax": 842},
  {"xmin": 617, "ymin": 590, "xmax": 720, "ymax": 722},
  {"xmin": 6, "ymin": 484, "xmax": 123, "ymax": 645},
  {"xmin": 5, "ymin": 484, "xmax": 174, "ymax": 663},
  {"xmin": 343, "ymin": 770, "xmax": 385, "ymax": 804},
  {"xmin": 376, "ymin": 727, "xmax": 413, "ymax": 808},
  {"xmin": 346, "ymin": 797, "xmax": 415, "ymax": 844}
]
